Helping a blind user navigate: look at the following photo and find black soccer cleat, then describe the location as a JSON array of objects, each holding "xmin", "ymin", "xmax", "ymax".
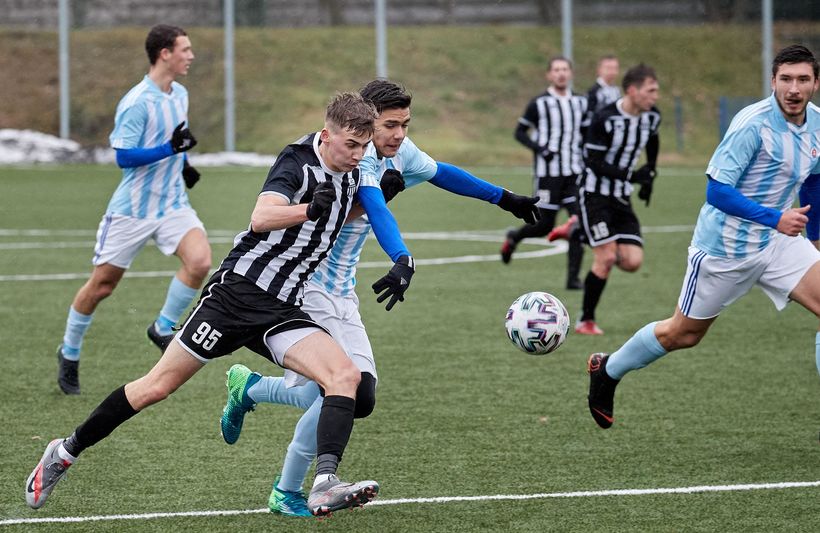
[
  {"xmin": 146, "ymin": 323, "xmax": 175, "ymax": 353},
  {"xmin": 56, "ymin": 345, "xmax": 80, "ymax": 395},
  {"xmin": 587, "ymin": 353, "xmax": 619, "ymax": 429},
  {"xmin": 566, "ymin": 277, "xmax": 583, "ymax": 290}
]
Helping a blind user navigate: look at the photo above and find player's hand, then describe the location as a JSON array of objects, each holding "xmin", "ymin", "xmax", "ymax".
[
  {"xmin": 306, "ymin": 180, "xmax": 336, "ymax": 221},
  {"xmin": 631, "ymin": 164, "xmax": 656, "ymax": 185},
  {"xmin": 182, "ymin": 160, "xmax": 201, "ymax": 189},
  {"xmin": 539, "ymin": 148, "xmax": 557, "ymax": 162},
  {"xmin": 498, "ymin": 190, "xmax": 540, "ymax": 224},
  {"xmin": 171, "ymin": 122, "xmax": 198, "ymax": 153},
  {"xmin": 637, "ymin": 181, "xmax": 653, "ymax": 206},
  {"xmin": 380, "ymin": 169, "xmax": 405, "ymax": 203},
  {"xmin": 777, "ymin": 205, "xmax": 810, "ymax": 236},
  {"xmin": 371, "ymin": 255, "xmax": 415, "ymax": 311}
]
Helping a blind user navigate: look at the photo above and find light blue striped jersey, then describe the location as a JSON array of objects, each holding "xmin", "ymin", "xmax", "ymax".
[
  {"xmin": 107, "ymin": 75, "xmax": 191, "ymax": 219},
  {"xmin": 309, "ymin": 137, "xmax": 437, "ymax": 296},
  {"xmin": 694, "ymin": 95, "xmax": 820, "ymax": 258}
]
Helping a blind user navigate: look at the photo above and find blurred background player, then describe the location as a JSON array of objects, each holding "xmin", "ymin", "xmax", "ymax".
[
  {"xmin": 55, "ymin": 24, "xmax": 210, "ymax": 394},
  {"xmin": 26, "ymin": 92, "xmax": 415, "ymax": 517},
  {"xmin": 219, "ymin": 79, "xmax": 540, "ymax": 517},
  {"xmin": 586, "ymin": 55, "xmax": 621, "ymax": 118},
  {"xmin": 575, "ymin": 63, "xmax": 661, "ymax": 335},
  {"xmin": 587, "ymin": 45, "xmax": 820, "ymax": 429},
  {"xmin": 501, "ymin": 56, "xmax": 588, "ymax": 290}
]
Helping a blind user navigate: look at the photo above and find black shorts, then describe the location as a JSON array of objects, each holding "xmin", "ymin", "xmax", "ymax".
[
  {"xmin": 535, "ymin": 175, "xmax": 580, "ymax": 211},
  {"xmin": 176, "ymin": 270, "xmax": 324, "ymax": 364},
  {"xmin": 579, "ymin": 191, "xmax": 643, "ymax": 247}
]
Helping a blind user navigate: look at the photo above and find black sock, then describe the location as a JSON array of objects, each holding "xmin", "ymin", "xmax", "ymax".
[
  {"xmin": 315, "ymin": 395, "xmax": 355, "ymax": 476},
  {"xmin": 63, "ymin": 385, "xmax": 139, "ymax": 457},
  {"xmin": 567, "ymin": 235, "xmax": 584, "ymax": 281},
  {"xmin": 581, "ymin": 271, "xmax": 608, "ymax": 322}
]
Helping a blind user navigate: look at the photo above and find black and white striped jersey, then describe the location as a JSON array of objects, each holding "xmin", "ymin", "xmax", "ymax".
[
  {"xmin": 581, "ymin": 100, "xmax": 661, "ymax": 199},
  {"xmin": 220, "ymin": 132, "xmax": 359, "ymax": 305},
  {"xmin": 586, "ymin": 78, "xmax": 622, "ymax": 117},
  {"xmin": 518, "ymin": 88, "xmax": 588, "ymax": 179}
]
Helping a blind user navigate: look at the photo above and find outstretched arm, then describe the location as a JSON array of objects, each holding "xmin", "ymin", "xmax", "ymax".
[
  {"xmin": 355, "ymin": 185, "xmax": 410, "ymax": 262},
  {"xmin": 706, "ymin": 177, "xmax": 809, "ymax": 236}
]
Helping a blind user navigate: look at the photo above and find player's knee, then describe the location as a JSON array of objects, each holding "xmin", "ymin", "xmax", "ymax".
[
  {"xmin": 353, "ymin": 372, "xmax": 377, "ymax": 419},
  {"xmin": 186, "ymin": 255, "xmax": 212, "ymax": 282},
  {"xmin": 325, "ymin": 360, "xmax": 360, "ymax": 394},
  {"xmin": 618, "ymin": 258, "xmax": 642, "ymax": 272}
]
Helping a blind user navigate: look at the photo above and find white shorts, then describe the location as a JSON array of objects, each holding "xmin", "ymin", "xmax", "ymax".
[
  {"xmin": 92, "ymin": 208, "xmax": 205, "ymax": 268},
  {"xmin": 281, "ymin": 285, "xmax": 376, "ymax": 388},
  {"xmin": 677, "ymin": 233, "xmax": 820, "ymax": 319}
]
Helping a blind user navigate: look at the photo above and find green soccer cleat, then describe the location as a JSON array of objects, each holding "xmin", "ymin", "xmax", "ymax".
[
  {"xmin": 220, "ymin": 364, "xmax": 261, "ymax": 445},
  {"xmin": 269, "ymin": 475, "xmax": 312, "ymax": 517}
]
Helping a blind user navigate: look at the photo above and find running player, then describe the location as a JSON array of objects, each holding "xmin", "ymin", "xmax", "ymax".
[{"xmin": 587, "ymin": 45, "xmax": 820, "ymax": 429}]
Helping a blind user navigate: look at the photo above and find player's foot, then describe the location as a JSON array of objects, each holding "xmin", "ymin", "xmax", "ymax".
[
  {"xmin": 587, "ymin": 353, "xmax": 619, "ymax": 429},
  {"xmin": 146, "ymin": 322, "xmax": 174, "ymax": 352},
  {"xmin": 307, "ymin": 475, "xmax": 379, "ymax": 517},
  {"xmin": 269, "ymin": 475, "xmax": 312, "ymax": 517},
  {"xmin": 56, "ymin": 345, "xmax": 80, "ymax": 395},
  {"xmin": 547, "ymin": 215, "xmax": 578, "ymax": 242},
  {"xmin": 25, "ymin": 438, "xmax": 73, "ymax": 509},
  {"xmin": 566, "ymin": 277, "xmax": 583, "ymax": 290},
  {"xmin": 500, "ymin": 230, "xmax": 517, "ymax": 264},
  {"xmin": 220, "ymin": 364, "xmax": 261, "ymax": 445},
  {"xmin": 575, "ymin": 320, "xmax": 604, "ymax": 335}
]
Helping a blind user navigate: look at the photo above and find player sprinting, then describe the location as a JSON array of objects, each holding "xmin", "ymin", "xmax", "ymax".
[
  {"xmin": 55, "ymin": 25, "xmax": 210, "ymax": 394},
  {"xmin": 587, "ymin": 45, "xmax": 820, "ymax": 429},
  {"xmin": 574, "ymin": 64, "xmax": 661, "ymax": 335},
  {"xmin": 26, "ymin": 92, "xmax": 416, "ymax": 517},
  {"xmin": 500, "ymin": 56, "xmax": 588, "ymax": 290},
  {"xmin": 218, "ymin": 79, "xmax": 541, "ymax": 517}
]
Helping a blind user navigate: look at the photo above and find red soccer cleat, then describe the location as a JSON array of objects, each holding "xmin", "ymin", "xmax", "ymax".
[
  {"xmin": 575, "ymin": 320, "xmax": 604, "ymax": 335},
  {"xmin": 547, "ymin": 215, "xmax": 578, "ymax": 242}
]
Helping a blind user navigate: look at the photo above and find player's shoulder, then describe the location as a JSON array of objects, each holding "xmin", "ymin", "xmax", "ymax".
[
  {"xmin": 729, "ymin": 98, "xmax": 772, "ymax": 133},
  {"xmin": 277, "ymin": 133, "xmax": 318, "ymax": 165},
  {"xmin": 170, "ymin": 81, "xmax": 188, "ymax": 98},
  {"xmin": 807, "ymin": 102, "xmax": 820, "ymax": 131},
  {"xmin": 116, "ymin": 78, "xmax": 153, "ymax": 112}
]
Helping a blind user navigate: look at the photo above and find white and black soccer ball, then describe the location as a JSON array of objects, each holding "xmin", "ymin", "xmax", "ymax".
[{"xmin": 504, "ymin": 291, "xmax": 570, "ymax": 355}]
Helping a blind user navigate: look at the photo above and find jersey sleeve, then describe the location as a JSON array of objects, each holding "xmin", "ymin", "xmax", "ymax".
[
  {"xmin": 259, "ymin": 150, "xmax": 306, "ymax": 203},
  {"xmin": 398, "ymin": 138, "xmax": 437, "ymax": 186},
  {"xmin": 109, "ymin": 102, "xmax": 147, "ymax": 150},
  {"xmin": 705, "ymin": 124, "xmax": 761, "ymax": 187},
  {"xmin": 583, "ymin": 113, "xmax": 611, "ymax": 154},
  {"xmin": 518, "ymin": 98, "xmax": 538, "ymax": 129},
  {"xmin": 358, "ymin": 144, "xmax": 381, "ymax": 189}
]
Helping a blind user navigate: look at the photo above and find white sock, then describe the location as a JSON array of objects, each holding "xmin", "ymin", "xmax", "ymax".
[
  {"xmin": 312, "ymin": 474, "xmax": 333, "ymax": 489},
  {"xmin": 57, "ymin": 443, "xmax": 77, "ymax": 463}
]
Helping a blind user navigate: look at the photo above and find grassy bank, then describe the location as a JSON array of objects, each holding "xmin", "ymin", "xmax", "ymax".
[{"xmin": 2, "ymin": 23, "xmax": 818, "ymax": 166}]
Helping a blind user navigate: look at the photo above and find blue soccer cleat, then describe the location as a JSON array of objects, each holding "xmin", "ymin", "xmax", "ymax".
[
  {"xmin": 220, "ymin": 364, "xmax": 261, "ymax": 444},
  {"xmin": 269, "ymin": 475, "xmax": 312, "ymax": 517}
]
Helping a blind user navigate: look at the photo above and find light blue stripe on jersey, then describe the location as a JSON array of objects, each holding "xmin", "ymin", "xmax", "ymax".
[
  {"xmin": 694, "ymin": 94, "xmax": 820, "ymax": 258},
  {"xmin": 107, "ymin": 76, "xmax": 189, "ymax": 219},
  {"xmin": 309, "ymin": 137, "xmax": 437, "ymax": 296}
]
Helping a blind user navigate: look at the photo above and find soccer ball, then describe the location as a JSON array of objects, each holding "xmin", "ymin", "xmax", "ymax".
[{"xmin": 505, "ymin": 291, "xmax": 570, "ymax": 355}]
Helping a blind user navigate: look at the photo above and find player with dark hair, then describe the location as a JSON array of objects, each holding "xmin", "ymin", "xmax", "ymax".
[
  {"xmin": 55, "ymin": 24, "xmax": 209, "ymax": 395},
  {"xmin": 574, "ymin": 63, "xmax": 661, "ymax": 335},
  {"xmin": 218, "ymin": 79, "xmax": 541, "ymax": 517},
  {"xmin": 587, "ymin": 45, "xmax": 820, "ymax": 429},
  {"xmin": 501, "ymin": 56, "xmax": 588, "ymax": 290},
  {"xmin": 26, "ymin": 92, "xmax": 415, "ymax": 517}
]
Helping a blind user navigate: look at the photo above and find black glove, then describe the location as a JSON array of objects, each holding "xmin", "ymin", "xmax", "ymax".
[
  {"xmin": 371, "ymin": 255, "xmax": 415, "ymax": 311},
  {"xmin": 171, "ymin": 122, "xmax": 198, "ymax": 153},
  {"xmin": 638, "ymin": 180, "xmax": 654, "ymax": 206},
  {"xmin": 539, "ymin": 148, "xmax": 557, "ymax": 162},
  {"xmin": 632, "ymin": 165, "xmax": 656, "ymax": 206},
  {"xmin": 306, "ymin": 180, "xmax": 336, "ymax": 221},
  {"xmin": 631, "ymin": 164, "xmax": 656, "ymax": 185},
  {"xmin": 182, "ymin": 160, "xmax": 200, "ymax": 189},
  {"xmin": 497, "ymin": 189, "xmax": 540, "ymax": 224},
  {"xmin": 380, "ymin": 169, "xmax": 406, "ymax": 203}
]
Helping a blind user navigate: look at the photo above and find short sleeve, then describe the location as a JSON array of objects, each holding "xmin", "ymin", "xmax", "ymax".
[
  {"xmin": 109, "ymin": 102, "xmax": 147, "ymax": 150},
  {"xmin": 705, "ymin": 125, "xmax": 761, "ymax": 186},
  {"xmin": 260, "ymin": 150, "xmax": 306, "ymax": 203},
  {"xmin": 358, "ymin": 144, "xmax": 381, "ymax": 189},
  {"xmin": 398, "ymin": 138, "xmax": 437, "ymax": 185}
]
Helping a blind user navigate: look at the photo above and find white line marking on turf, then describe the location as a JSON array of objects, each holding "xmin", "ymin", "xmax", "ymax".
[
  {"xmin": 0, "ymin": 226, "xmax": 693, "ymax": 282},
  {"xmin": 2, "ymin": 480, "xmax": 818, "ymax": 526}
]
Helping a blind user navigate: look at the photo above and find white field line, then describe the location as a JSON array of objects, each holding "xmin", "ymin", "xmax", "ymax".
[
  {"xmin": 0, "ymin": 226, "xmax": 692, "ymax": 282},
  {"xmin": 2, "ymin": 480, "xmax": 819, "ymax": 526}
]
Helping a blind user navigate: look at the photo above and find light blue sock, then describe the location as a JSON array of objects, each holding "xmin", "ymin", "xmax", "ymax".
[
  {"xmin": 815, "ymin": 332, "xmax": 820, "ymax": 377},
  {"xmin": 278, "ymin": 396, "xmax": 322, "ymax": 492},
  {"xmin": 155, "ymin": 276, "xmax": 198, "ymax": 335},
  {"xmin": 606, "ymin": 321, "xmax": 668, "ymax": 380},
  {"xmin": 247, "ymin": 377, "xmax": 320, "ymax": 410},
  {"xmin": 61, "ymin": 306, "xmax": 93, "ymax": 361}
]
